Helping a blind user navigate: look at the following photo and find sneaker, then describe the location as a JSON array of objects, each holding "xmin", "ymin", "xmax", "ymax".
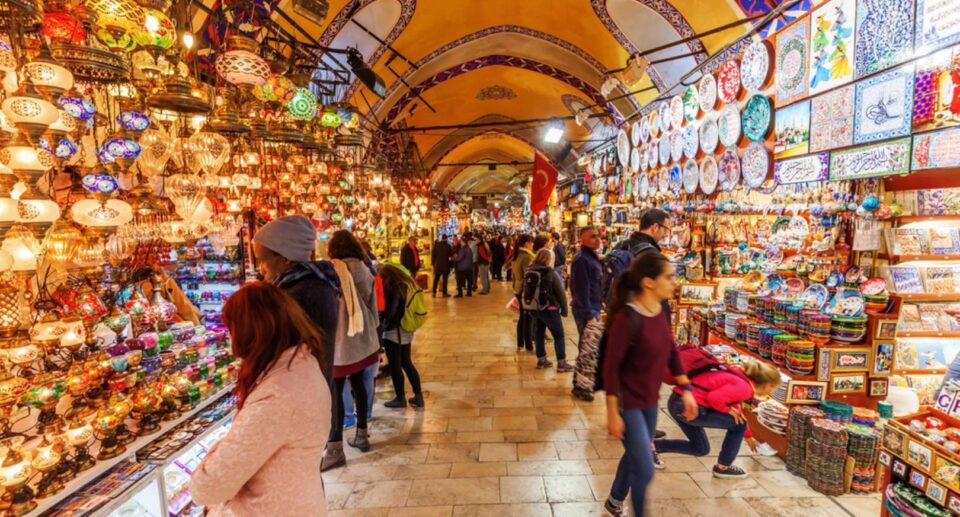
[
  {"xmin": 652, "ymin": 451, "xmax": 666, "ymax": 469},
  {"xmin": 536, "ymin": 358, "xmax": 553, "ymax": 369},
  {"xmin": 343, "ymin": 415, "xmax": 356, "ymax": 429},
  {"xmin": 603, "ymin": 498, "xmax": 626, "ymax": 517},
  {"xmin": 654, "ymin": 429, "xmax": 666, "ymax": 439},
  {"xmin": 556, "ymin": 362, "xmax": 574, "ymax": 373},
  {"xmin": 712, "ymin": 464, "xmax": 748, "ymax": 479}
]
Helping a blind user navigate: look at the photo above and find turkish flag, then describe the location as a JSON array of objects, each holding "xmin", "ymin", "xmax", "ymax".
[{"xmin": 530, "ymin": 153, "xmax": 558, "ymax": 216}]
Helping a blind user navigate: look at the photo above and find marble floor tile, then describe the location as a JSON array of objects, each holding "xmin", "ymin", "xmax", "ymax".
[
  {"xmin": 479, "ymin": 442, "xmax": 518, "ymax": 462},
  {"xmin": 451, "ymin": 503, "xmax": 552, "ymax": 517},
  {"xmin": 517, "ymin": 442, "xmax": 559, "ymax": 461},
  {"xmin": 744, "ymin": 497, "xmax": 850, "ymax": 517},
  {"xmin": 543, "ymin": 475, "xmax": 595, "ymax": 502},
  {"xmin": 344, "ymin": 480, "xmax": 413, "ymax": 509},
  {"xmin": 407, "ymin": 477, "xmax": 500, "ymax": 506},
  {"xmin": 498, "ymin": 476, "xmax": 546, "ymax": 503}
]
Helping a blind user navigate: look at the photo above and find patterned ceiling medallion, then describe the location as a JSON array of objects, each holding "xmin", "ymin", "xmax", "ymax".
[{"xmin": 476, "ymin": 85, "xmax": 517, "ymax": 101}]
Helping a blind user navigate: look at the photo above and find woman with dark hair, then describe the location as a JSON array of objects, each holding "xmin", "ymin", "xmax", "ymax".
[
  {"xmin": 378, "ymin": 264, "xmax": 424, "ymax": 408},
  {"xmin": 324, "ymin": 230, "xmax": 380, "ymax": 465},
  {"xmin": 602, "ymin": 252, "xmax": 698, "ymax": 517},
  {"xmin": 189, "ymin": 282, "xmax": 330, "ymax": 516}
]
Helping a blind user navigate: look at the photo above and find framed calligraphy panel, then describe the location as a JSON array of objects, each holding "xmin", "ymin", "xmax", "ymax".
[{"xmin": 829, "ymin": 138, "xmax": 912, "ymax": 180}]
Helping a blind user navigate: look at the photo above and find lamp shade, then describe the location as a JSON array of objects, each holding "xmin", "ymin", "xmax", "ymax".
[
  {"xmin": 43, "ymin": 220, "xmax": 81, "ymax": 264},
  {"xmin": 23, "ymin": 58, "xmax": 75, "ymax": 98},
  {"xmin": 165, "ymin": 174, "xmax": 206, "ymax": 220},
  {"xmin": 2, "ymin": 225, "xmax": 39, "ymax": 272},
  {"xmin": 0, "ymin": 145, "xmax": 54, "ymax": 178},
  {"xmin": 1, "ymin": 92, "xmax": 58, "ymax": 129},
  {"xmin": 16, "ymin": 192, "xmax": 61, "ymax": 224},
  {"xmin": 70, "ymin": 199, "xmax": 134, "ymax": 228},
  {"xmin": 187, "ymin": 130, "xmax": 230, "ymax": 175},
  {"xmin": 136, "ymin": 128, "xmax": 174, "ymax": 176},
  {"xmin": 285, "ymin": 87, "xmax": 317, "ymax": 121},
  {"xmin": 215, "ymin": 50, "xmax": 269, "ymax": 87},
  {"xmin": 133, "ymin": 9, "xmax": 176, "ymax": 50}
]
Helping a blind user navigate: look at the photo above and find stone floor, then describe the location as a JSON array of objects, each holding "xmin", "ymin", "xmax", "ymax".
[{"xmin": 322, "ymin": 280, "xmax": 881, "ymax": 516}]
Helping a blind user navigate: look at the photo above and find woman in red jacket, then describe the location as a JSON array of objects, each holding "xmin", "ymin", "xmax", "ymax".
[{"xmin": 654, "ymin": 360, "xmax": 780, "ymax": 478}]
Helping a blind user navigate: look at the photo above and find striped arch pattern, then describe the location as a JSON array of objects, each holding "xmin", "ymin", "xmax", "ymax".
[{"xmin": 317, "ymin": 0, "xmax": 417, "ymax": 64}]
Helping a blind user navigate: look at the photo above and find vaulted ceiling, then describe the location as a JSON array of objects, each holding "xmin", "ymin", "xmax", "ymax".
[{"xmin": 201, "ymin": 0, "xmax": 813, "ymax": 194}]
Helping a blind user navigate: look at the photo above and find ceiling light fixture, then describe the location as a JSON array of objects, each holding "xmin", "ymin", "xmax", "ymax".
[{"xmin": 543, "ymin": 126, "xmax": 564, "ymax": 144}]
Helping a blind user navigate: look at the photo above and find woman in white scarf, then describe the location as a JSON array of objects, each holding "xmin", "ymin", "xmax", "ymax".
[{"xmin": 323, "ymin": 230, "xmax": 381, "ymax": 469}]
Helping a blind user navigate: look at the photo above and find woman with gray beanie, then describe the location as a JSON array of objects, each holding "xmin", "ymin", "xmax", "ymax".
[{"xmin": 324, "ymin": 230, "xmax": 381, "ymax": 466}]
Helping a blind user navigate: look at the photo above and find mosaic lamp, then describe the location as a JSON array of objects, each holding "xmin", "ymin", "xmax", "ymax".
[
  {"xmin": 133, "ymin": 8, "xmax": 176, "ymax": 53},
  {"xmin": 215, "ymin": 35, "xmax": 269, "ymax": 88},
  {"xmin": 285, "ymin": 87, "xmax": 317, "ymax": 121},
  {"xmin": 87, "ymin": 0, "xmax": 144, "ymax": 51},
  {"xmin": 0, "ymin": 448, "xmax": 35, "ymax": 515}
]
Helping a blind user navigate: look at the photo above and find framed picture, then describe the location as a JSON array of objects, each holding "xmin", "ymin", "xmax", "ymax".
[
  {"xmin": 927, "ymin": 481, "xmax": 947, "ymax": 505},
  {"xmin": 908, "ymin": 439, "xmax": 934, "ymax": 472},
  {"xmin": 818, "ymin": 348, "xmax": 832, "ymax": 381},
  {"xmin": 830, "ymin": 372, "xmax": 866, "ymax": 394},
  {"xmin": 873, "ymin": 341, "xmax": 894, "ymax": 376},
  {"xmin": 869, "ymin": 378, "xmax": 889, "ymax": 397},
  {"xmin": 785, "ymin": 380, "xmax": 828, "ymax": 404},
  {"xmin": 876, "ymin": 319, "xmax": 898, "ymax": 339},
  {"xmin": 885, "ymin": 427, "xmax": 906, "ymax": 455},
  {"xmin": 910, "ymin": 469, "xmax": 928, "ymax": 490},
  {"xmin": 879, "ymin": 450, "xmax": 892, "ymax": 467},
  {"xmin": 831, "ymin": 348, "xmax": 871, "ymax": 372},
  {"xmin": 948, "ymin": 493, "xmax": 960, "ymax": 514},
  {"xmin": 893, "ymin": 459, "xmax": 908, "ymax": 477},
  {"xmin": 934, "ymin": 455, "xmax": 960, "ymax": 492},
  {"xmin": 678, "ymin": 283, "xmax": 716, "ymax": 305}
]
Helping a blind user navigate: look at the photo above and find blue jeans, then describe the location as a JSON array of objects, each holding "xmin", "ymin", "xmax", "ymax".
[
  {"xmin": 610, "ymin": 405, "xmax": 658, "ymax": 516},
  {"xmin": 654, "ymin": 393, "xmax": 747, "ymax": 467},
  {"xmin": 343, "ymin": 359, "xmax": 378, "ymax": 420},
  {"xmin": 479, "ymin": 264, "xmax": 490, "ymax": 293},
  {"xmin": 531, "ymin": 309, "xmax": 565, "ymax": 361}
]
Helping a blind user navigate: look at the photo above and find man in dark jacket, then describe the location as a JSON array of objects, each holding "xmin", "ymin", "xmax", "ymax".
[
  {"xmin": 552, "ymin": 231, "xmax": 566, "ymax": 279},
  {"xmin": 431, "ymin": 234, "xmax": 452, "ymax": 297},
  {"xmin": 400, "ymin": 236, "xmax": 422, "ymax": 276},
  {"xmin": 490, "ymin": 235, "xmax": 505, "ymax": 281},
  {"xmin": 569, "ymin": 226, "xmax": 602, "ymax": 400},
  {"xmin": 454, "ymin": 236, "xmax": 474, "ymax": 297}
]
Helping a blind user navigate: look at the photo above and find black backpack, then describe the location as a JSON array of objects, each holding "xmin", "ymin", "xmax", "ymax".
[
  {"xmin": 600, "ymin": 241, "xmax": 657, "ymax": 307},
  {"xmin": 522, "ymin": 267, "xmax": 553, "ymax": 311}
]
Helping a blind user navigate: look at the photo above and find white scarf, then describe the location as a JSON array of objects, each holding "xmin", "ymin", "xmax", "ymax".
[{"xmin": 332, "ymin": 259, "xmax": 363, "ymax": 337}]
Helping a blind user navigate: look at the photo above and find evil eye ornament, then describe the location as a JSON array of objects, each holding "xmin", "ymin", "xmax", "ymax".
[
  {"xmin": 55, "ymin": 138, "xmax": 78, "ymax": 159},
  {"xmin": 81, "ymin": 174, "xmax": 120, "ymax": 194},
  {"xmin": 117, "ymin": 111, "xmax": 150, "ymax": 132},
  {"xmin": 103, "ymin": 137, "xmax": 141, "ymax": 159},
  {"xmin": 862, "ymin": 195, "xmax": 880, "ymax": 212},
  {"xmin": 58, "ymin": 96, "xmax": 96, "ymax": 120}
]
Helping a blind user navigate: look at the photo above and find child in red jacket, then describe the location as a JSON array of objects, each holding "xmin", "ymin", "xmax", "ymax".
[{"xmin": 654, "ymin": 360, "xmax": 781, "ymax": 478}]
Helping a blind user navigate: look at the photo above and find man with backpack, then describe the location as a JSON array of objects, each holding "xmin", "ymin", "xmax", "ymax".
[
  {"xmin": 511, "ymin": 234, "xmax": 536, "ymax": 351},
  {"xmin": 523, "ymin": 248, "xmax": 572, "ymax": 371},
  {"xmin": 570, "ymin": 226, "xmax": 603, "ymax": 400},
  {"xmin": 600, "ymin": 208, "xmax": 672, "ymax": 307}
]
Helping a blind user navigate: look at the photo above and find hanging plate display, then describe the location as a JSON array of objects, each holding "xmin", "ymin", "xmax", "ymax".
[
  {"xmin": 718, "ymin": 104, "xmax": 741, "ymax": 148},
  {"xmin": 700, "ymin": 155, "xmax": 719, "ymax": 195},
  {"xmin": 648, "ymin": 169, "xmax": 659, "ymax": 195},
  {"xmin": 682, "ymin": 159, "xmax": 699, "ymax": 193},
  {"xmin": 639, "ymin": 170, "xmax": 649, "ymax": 198},
  {"xmin": 699, "ymin": 73, "xmax": 718, "ymax": 113},
  {"xmin": 647, "ymin": 139, "xmax": 659, "ymax": 168},
  {"xmin": 668, "ymin": 164, "xmax": 683, "ymax": 194},
  {"xmin": 699, "ymin": 116, "xmax": 719, "ymax": 154},
  {"xmin": 649, "ymin": 110, "xmax": 661, "ymax": 138},
  {"xmin": 640, "ymin": 116, "xmax": 651, "ymax": 142},
  {"xmin": 658, "ymin": 167, "xmax": 670, "ymax": 193},
  {"xmin": 630, "ymin": 146, "xmax": 641, "ymax": 173},
  {"xmin": 631, "ymin": 121, "xmax": 642, "ymax": 147},
  {"xmin": 617, "ymin": 128, "xmax": 631, "ymax": 167},
  {"xmin": 717, "ymin": 58, "xmax": 741, "ymax": 104},
  {"xmin": 741, "ymin": 94, "xmax": 771, "ymax": 142},
  {"xmin": 718, "ymin": 149, "xmax": 741, "ymax": 191},
  {"xmin": 683, "ymin": 84, "xmax": 700, "ymax": 122},
  {"xmin": 670, "ymin": 95, "xmax": 684, "ymax": 131},
  {"xmin": 682, "ymin": 124, "xmax": 699, "ymax": 159},
  {"xmin": 740, "ymin": 40, "xmax": 771, "ymax": 93},
  {"xmin": 638, "ymin": 144, "xmax": 648, "ymax": 172},
  {"xmin": 659, "ymin": 134, "xmax": 672, "ymax": 165},
  {"xmin": 657, "ymin": 102, "xmax": 670, "ymax": 132},
  {"xmin": 670, "ymin": 130, "xmax": 684, "ymax": 163},
  {"xmin": 741, "ymin": 141, "xmax": 770, "ymax": 189}
]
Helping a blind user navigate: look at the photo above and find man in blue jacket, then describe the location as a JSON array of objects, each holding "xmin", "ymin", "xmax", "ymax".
[
  {"xmin": 454, "ymin": 235, "xmax": 474, "ymax": 298},
  {"xmin": 569, "ymin": 226, "xmax": 602, "ymax": 401}
]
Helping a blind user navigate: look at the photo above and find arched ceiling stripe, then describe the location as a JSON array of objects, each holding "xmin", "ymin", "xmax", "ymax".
[
  {"xmin": 317, "ymin": 0, "xmax": 417, "ymax": 61},
  {"xmin": 734, "ymin": 0, "xmax": 814, "ymax": 38},
  {"xmin": 430, "ymin": 129, "xmax": 552, "ymax": 179},
  {"xmin": 381, "ymin": 55, "xmax": 612, "ymax": 130}
]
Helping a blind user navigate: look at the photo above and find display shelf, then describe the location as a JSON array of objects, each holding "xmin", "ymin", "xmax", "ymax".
[
  {"xmin": 707, "ymin": 328, "xmax": 817, "ymax": 382},
  {"xmin": 27, "ymin": 382, "xmax": 236, "ymax": 517},
  {"xmin": 896, "ymin": 331, "xmax": 960, "ymax": 338},
  {"xmin": 745, "ymin": 407, "xmax": 787, "ymax": 459},
  {"xmin": 894, "ymin": 215, "xmax": 960, "ymax": 223},
  {"xmin": 92, "ymin": 469, "xmax": 163, "ymax": 517},
  {"xmin": 139, "ymin": 410, "xmax": 235, "ymax": 465},
  {"xmin": 884, "ymin": 254, "xmax": 960, "ymax": 263},
  {"xmin": 894, "ymin": 293, "xmax": 960, "ymax": 302}
]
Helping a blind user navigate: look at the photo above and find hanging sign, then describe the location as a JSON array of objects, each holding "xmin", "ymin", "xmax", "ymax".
[
  {"xmin": 912, "ymin": 127, "xmax": 960, "ymax": 170},
  {"xmin": 774, "ymin": 153, "xmax": 829, "ymax": 184},
  {"xmin": 829, "ymin": 138, "xmax": 912, "ymax": 181}
]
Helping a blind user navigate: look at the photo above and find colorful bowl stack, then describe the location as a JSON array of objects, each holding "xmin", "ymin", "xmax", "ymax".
[
  {"xmin": 820, "ymin": 399, "xmax": 853, "ymax": 423},
  {"xmin": 806, "ymin": 418, "xmax": 850, "ymax": 496},
  {"xmin": 755, "ymin": 296, "xmax": 772, "ymax": 322},
  {"xmin": 864, "ymin": 292, "xmax": 889, "ymax": 313},
  {"xmin": 846, "ymin": 423, "xmax": 881, "ymax": 494},
  {"xmin": 831, "ymin": 315, "xmax": 868, "ymax": 342},
  {"xmin": 746, "ymin": 322, "xmax": 764, "ymax": 353},
  {"xmin": 786, "ymin": 339, "xmax": 816, "ymax": 375},
  {"xmin": 784, "ymin": 304, "xmax": 803, "ymax": 333},
  {"xmin": 735, "ymin": 318, "xmax": 750, "ymax": 346},
  {"xmin": 726, "ymin": 313, "xmax": 745, "ymax": 340},
  {"xmin": 786, "ymin": 405, "xmax": 825, "ymax": 475},
  {"xmin": 759, "ymin": 328, "xmax": 780, "ymax": 359},
  {"xmin": 800, "ymin": 310, "xmax": 832, "ymax": 343},
  {"xmin": 772, "ymin": 333, "xmax": 796, "ymax": 366}
]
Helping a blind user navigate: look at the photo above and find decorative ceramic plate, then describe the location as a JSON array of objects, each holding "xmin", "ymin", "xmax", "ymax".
[
  {"xmin": 800, "ymin": 283, "xmax": 829, "ymax": 310},
  {"xmin": 630, "ymin": 146, "xmax": 641, "ymax": 173},
  {"xmin": 741, "ymin": 94, "xmax": 771, "ymax": 142},
  {"xmin": 764, "ymin": 274, "xmax": 784, "ymax": 295},
  {"xmin": 682, "ymin": 159, "xmax": 699, "ymax": 193},
  {"xmin": 683, "ymin": 84, "xmax": 700, "ymax": 122},
  {"xmin": 631, "ymin": 121, "xmax": 642, "ymax": 147},
  {"xmin": 785, "ymin": 277, "xmax": 806, "ymax": 298},
  {"xmin": 682, "ymin": 124, "xmax": 699, "ymax": 159},
  {"xmin": 649, "ymin": 110, "xmax": 661, "ymax": 137},
  {"xmin": 741, "ymin": 141, "xmax": 770, "ymax": 189},
  {"xmin": 658, "ymin": 167, "xmax": 669, "ymax": 193},
  {"xmin": 657, "ymin": 102, "xmax": 670, "ymax": 132},
  {"xmin": 699, "ymin": 116, "xmax": 719, "ymax": 154},
  {"xmin": 826, "ymin": 270, "xmax": 843, "ymax": 288},
  {"xmin": 658, "ymin": 135, "xmax": 671, "ymax": 165},
  {"xmin": 648, "ymin": 169, "xmax": 659, "ymax": 194},
  {"xmin": 668, "ymin": 164, "xmax": 682, "ymax": 194},
  {"xmin": 640, "ymin": 116, "xmax": 651, "ymax": 142},
  {"xmin": 617, "ymin": 128, "xmax": 631, "ymax": 167},
  {"xmin": 717, "ymin": 59, "xmax": 741, "ymax": 104},
  {"xmin": 639, "ymin": 170, "xmax": 649, "ymax": 198},
  {"xmin": 827, "ymin": 287, "xmax": 865, "ymax": 317},
  {"xmin": 699, "ymin": 155, "xmax": 719, "ymax": 195},
  {"xmin": 718, "ymin": 149, "xmax": 741, "ymax": 191},
  {"xmin": 669, "ymin": 95, "xmax": 684, "ymax": 131},
  {"xmin": 861, "ymin": 277, "xmax": 886, "ymax": 296},
  {"xmin": 718, "ymin": 104, "xmax": 741, "ymax": 148},
  {"xmin": 740, "ymin": 40, "xmax": 771, "ymax": 93},
  {"xmin": 699, "ymin": 73, "xmax": 718, "ymax": 113},
  {"xmin": 647, "ymin": 140, "xmax": 659, "ymax": 168},
  {"xmin": 670, "ymin": 130, "xmax": 684, "ymax": 163}
]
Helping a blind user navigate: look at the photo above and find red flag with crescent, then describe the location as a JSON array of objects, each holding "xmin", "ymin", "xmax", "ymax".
[{"xmin": 530, "ymin": 153, "xmax": 557, "ymax": 216}]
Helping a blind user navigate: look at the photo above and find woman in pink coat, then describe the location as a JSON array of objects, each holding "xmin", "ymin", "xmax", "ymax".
[{"xmin": 190, "ymin": 282, "xmax": 331, "ymax": 516}]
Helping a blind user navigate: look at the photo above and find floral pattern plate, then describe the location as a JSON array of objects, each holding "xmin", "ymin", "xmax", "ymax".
[
  {"xmin": 682, "ymin": 159, "xmax": 699, "ymax": 193},
  {"xmin": 718, "ymin": 104, "xmax": 741, "ymax": 148},
  {"xmin": 718, "ymin": 149, "xmax": 741, "ymax": 191},
  {"xmin": 741, "ymin": 141, "xmax": 770, "ymax": 188},
  {"xmin": 631, "ymin": 121, "xmax": 642, "ymax": 147},
  {"xmin": 659, "ymin": 135, "xmax": 671, "ymax": 165},
  {"xmin": 668, "ymin": 164, "xmax": 682, "ymax": 194},
  {"xmin": 670, "ymin": 95, "xmax": 685, "ymax": 131},
  {"xmin": 740, "ymin": 40, "xmax": 771, "ymax": 93},
  {"xmin": 630, "ymin": 146, "xmax": 641, "ymax": 173},
  {"xmin": 700, "ymin": 155, "xmax": 719, "ymax": 195},
  {"xmin": 682, "ymin": 124, "xmax": 699, "ymax": 159},
  {"xmin": 670, "ymin": 130, "xmax": 684, "ymax": 163},
  {"xmin": 741, "ymin": 94, "xmax": 771, "ymax": 142},
  {"xmin": 699, "ymin": 73, "xmax": 718, "ymax": 113},
  {"xmin": 640, "ymin": 116, "xmax": 651, "ymax": 142},
  {"xmin": 657, "ymin": 102, "xmax": 671, "ymax": 132},
  {"xmin": 683, "ymin": 84, "xmax": 700, "ymax": 122},
  {"xmin": 647, "ymin": 139, "xmax": 660, "ymax": 168},
  {"xmin": 699, "ymin": 116, "xmax": 719, "ymax": 154},
  {"xmin": 639, "ymin": 170, "xmax": 649, "ymax": 198},
  {"xmin": 658, "ymin": 167, "xmax": 670, "ymax": 193},
  {"xmin": 617, "ymin": 129, "xmax": 631, "ymax": 167},
  {"xmin": 717, "ymin": 58, "xmax": 741, "ymax": 104}
]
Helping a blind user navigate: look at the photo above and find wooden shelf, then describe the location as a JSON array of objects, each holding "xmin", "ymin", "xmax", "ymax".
[
  {"xmin": 894, "ymin": 293, "xmax": 960, "ymax": 302},
  {"xmin": 895, "ymin": 331, "xmax": 960, "ymax": 338},
  {"xmin": 894, "ymin": 215, "xmax": 960, "ymax": 222},
  {"xmin": 745, "ymin": 407, "xmax": 787, "ymax": 459},
  {"xmin": 894, "ymin": 368, "xmax": 947, "ymax": 375},
  {"xmin": 885, "ymin": 254, "xmax": 960, "ymax": 262}
]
